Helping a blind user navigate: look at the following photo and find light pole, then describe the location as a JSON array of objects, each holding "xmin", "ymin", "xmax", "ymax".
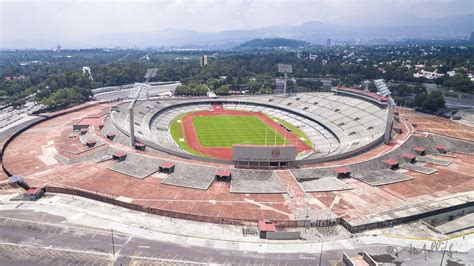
[
  {"xmin": 111, "ymin": 227, "xmax": 116, "ymax": 259},
  {"xmin": 440, "ymin": 239, "xmax": 449, "ymax": 266},
  {"xmin": 319, "ymin": 240, "xmax": 324, "ymax": 266},
  {"xmin": 305, "ymin": 202, "xmax": 309, "ymax": 233}
]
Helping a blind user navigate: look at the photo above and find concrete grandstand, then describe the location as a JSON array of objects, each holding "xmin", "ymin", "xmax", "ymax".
[
  {"xmin": 108, "ymin": 92, "xmax": 389, "ymax": 164},
  {"xmin": 1, "ymin": 88, "xmax": 474, "ymax": 236}
]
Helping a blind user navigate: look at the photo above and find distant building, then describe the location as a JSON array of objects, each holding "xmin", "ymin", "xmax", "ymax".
[
  {"xmin": 326, "ymin": 38, "xmax": 332, "ymax": 47},
  {"xmin": 470, "ymin": 32, "xmax": 474, "ymax": 43},
  {"xmin": 54, "ymin": 45, "xmax": 61, "ymax": 52},
  {"xmin": 468, "ymin": 73, "xmax": 474, "ymax": 82},
  {"xmin": 413, "ymin": 70, "xmax": 444, "ymax": 80},
  {"xmin": 200, "ymin": 55, "xmax": 208, "ymax": 67}
]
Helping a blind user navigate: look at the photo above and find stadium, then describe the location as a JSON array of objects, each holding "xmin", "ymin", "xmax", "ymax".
[
  {"xmin": 1, "ymin": 82, "xmax": 474, "ymax": 236},
  {"xmin": 109, "ymin": 88, "xmax": 388, "ymax": 165}
]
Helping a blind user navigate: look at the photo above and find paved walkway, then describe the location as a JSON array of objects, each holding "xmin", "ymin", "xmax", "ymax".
[{"xmin": 1, "ymin": 193, "xmax": 473, "ymax": 255}]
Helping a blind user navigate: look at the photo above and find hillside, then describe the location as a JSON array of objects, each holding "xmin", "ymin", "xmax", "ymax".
[{"xmin": 234, "ymin": 38, "xmax": 309, "ymax": 50}]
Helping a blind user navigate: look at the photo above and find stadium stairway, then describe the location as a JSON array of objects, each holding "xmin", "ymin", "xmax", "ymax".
[{"xmin": 276, "ymin": 170, "xmax": 306, "ymax": 198}]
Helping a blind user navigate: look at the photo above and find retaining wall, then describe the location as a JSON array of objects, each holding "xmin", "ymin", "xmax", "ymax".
[{"xmin": 43, "ymin": 186, "xmax": 338, "ymax": 228}]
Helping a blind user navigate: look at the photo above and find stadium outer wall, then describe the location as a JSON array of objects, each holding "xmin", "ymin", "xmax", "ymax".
[{"xmin": 42, "ymin": 186, "xmax": 474, "ymax": 233}]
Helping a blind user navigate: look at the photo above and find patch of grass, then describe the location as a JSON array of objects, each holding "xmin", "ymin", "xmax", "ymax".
[
  {"xmin": 192, "ymin": 115, "xmax": 285, "ymax": 147},
  {"xmin": 270, "ymin": 116, "xmax": 313, "ymax": 148},
  {"xmin": 169, "ymin": 112, "xmax": 207, "ymax": 156}
]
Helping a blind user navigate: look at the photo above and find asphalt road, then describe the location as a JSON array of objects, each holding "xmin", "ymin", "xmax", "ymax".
[
  {"xmin": 445, "ymin": 97, "xmax": 474, "ymax": 108},
  {"xmin": 0, "ymin": 209, "xmax": 327, "ymax": 265},
  {"xmin": 0, "ymin": 208, "xmax": 471, "ymax": 265}
]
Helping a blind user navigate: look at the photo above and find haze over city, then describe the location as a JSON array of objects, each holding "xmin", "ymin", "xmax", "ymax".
[{"xmin": 1, "ymin": 0, "xmax": 473, "ymax": 48}]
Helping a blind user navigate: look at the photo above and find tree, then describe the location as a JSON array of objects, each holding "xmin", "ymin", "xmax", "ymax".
[
  {"xmin": 193, "ymin": 84, "xmax": 209, "ymax": 95},
  {"xmin": 174, "ymin": 85, "xmax": 192, "ymax": 95},
  {"xmin": 207, "ymin": 78, "xmax": 221, "ymax": 90},
  {"xmin": 258, "ymin": 87, "xmax": 273, "ymax": 94},
  {"xmin": 215, "ymin": 85, "xmax": 229, "ymax": 95},
  {"xmin": 41, "ymin": 86, "xmax": 90, "ymax": 109},
  {"xmin": 413, "ymin": 91, "xmax": 445, "ymax": 113}
]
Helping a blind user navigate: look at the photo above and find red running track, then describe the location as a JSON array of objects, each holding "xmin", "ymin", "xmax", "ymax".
[{"xmin": 181, "ymin": 104, "xmax": 313, "ymax": 160}]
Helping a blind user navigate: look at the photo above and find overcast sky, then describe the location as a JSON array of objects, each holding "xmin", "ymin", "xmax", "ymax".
[{"xmin": 1, "ymin": 0, "xmax": 472, "ymax": 42}]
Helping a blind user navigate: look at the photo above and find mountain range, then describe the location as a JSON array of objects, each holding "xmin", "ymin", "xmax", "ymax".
[{"xmin": 2, "ymin": 13, "xmax": 472, "ymax": 49}]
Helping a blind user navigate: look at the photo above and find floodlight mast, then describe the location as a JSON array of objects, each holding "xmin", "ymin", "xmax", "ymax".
[
  {"xmin": 374, "ymin": 79, "xmax": 395, "ymax": 144},
  {"xmin": 128, "ymin": 68, "xmax": 158, "ymax": 147},
  {"xmin": 278, "ymin": 64, "xmax": 293, "ymax": 96},
  {"xmin": 129, "ymin": 99, "xmax": 137, "ymax": 147},
  {"xmin": 143, "ymin": 68, "xmax": 158, "ymax": 100}
]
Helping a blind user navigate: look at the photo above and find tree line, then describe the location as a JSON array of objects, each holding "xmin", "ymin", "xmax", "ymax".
[{"xmin": 1, "ymin": 45, "xmax": 471, "ymax": 111}]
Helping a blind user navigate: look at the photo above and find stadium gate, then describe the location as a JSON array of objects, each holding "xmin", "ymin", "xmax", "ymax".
[{"xmin": 232, "ymin": 144, "xmax": 297, "ymax": 169}]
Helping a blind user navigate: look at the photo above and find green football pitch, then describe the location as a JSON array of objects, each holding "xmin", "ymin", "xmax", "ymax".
[{"xmin": 192, "ymin": 115, "xmax": 286, "ymax": 147}]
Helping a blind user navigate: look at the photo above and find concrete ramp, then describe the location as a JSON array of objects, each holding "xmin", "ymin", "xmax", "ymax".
[
  {"xmin": 400, "ymin": 163, "xmax": 437, "ymax": 174},
  {"xmin": 108, "ymin": 161, "xmax": 159, "ymax": 179},
  {"xmin": 161, "ymin": 164, "xmax": 215, "ymax": 190},
  {"xmin": 356, "ymin": 170, "xmax": 414, "ymax": 186},
  {"xmin": 435, "ymin": 213, "xmax": 474, "ymax": 234},
  {"xmin": 299, "ymin": 177, "xmax": 352, "ymax": 192},
  {"xmin": 417, "ymin": 156, "xmax": 452, "ymax": 166},
  {"xmin": 230, "ymin": 170, "xmax": 287, "ymax": 194}
]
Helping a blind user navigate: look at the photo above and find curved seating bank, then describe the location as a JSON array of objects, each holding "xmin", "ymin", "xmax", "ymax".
[{"xmin": 108, "ymin": 92, "xmax": 388, "ymax": 164}]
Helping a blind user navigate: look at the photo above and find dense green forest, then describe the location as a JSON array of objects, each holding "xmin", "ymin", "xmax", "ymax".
[
  {"xmin": 0, "ymin": 45, "xmax": 472, "ymax": 111},
  {"xmin": 234, "ymin": 38, "xmax": 309, "ymax": 50}
]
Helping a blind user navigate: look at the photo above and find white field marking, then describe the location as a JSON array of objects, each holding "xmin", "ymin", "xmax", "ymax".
[
  {"xmin": 329, "ymin": 195, "xmax": 340, "ymax": 209},
  {"xmin": 132, "ymin": 198, "xmax": 284, "ymax": 204},
  {"xmin": 37, "ymin": 154, "xmax": 58, "ymax": 166},
  {"xmin": 115, "ymin": 235, "xmax": 133, "ymax": 257},
  {"xmin": 116, "ymin": 196, "xmax": 134, "ymax": 203},
  {"xmin": 0, "ymin": 215, "xmax": 128, "ymax": 237},
  {"xmin": 0, "ymin": 241, "xmax": 206, "ymax": 265},
  {"xmin": 179, "ymin": 138, "xmax": 184, "ymax": 142},
  {"xmin": 243, "ymin": 199, "xmax": 292, "ymax": 217},
  {"xmin": 0, "ymin": 241, "xmax": 113, "ymax": 258},
  {"xmin": 138, "ymin": 246, "xmax": 150, "ymax": 248},
  {"xmin": 68, "ymin": 212, "xmax": 85, "ymax": 221},
  {"xmin": 32, "ymin": 168, "xmax": 56, "ymax": 177},
  {"xmin": 339, "ymin": 240, "xmax": 354, "ymax": 250}
]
